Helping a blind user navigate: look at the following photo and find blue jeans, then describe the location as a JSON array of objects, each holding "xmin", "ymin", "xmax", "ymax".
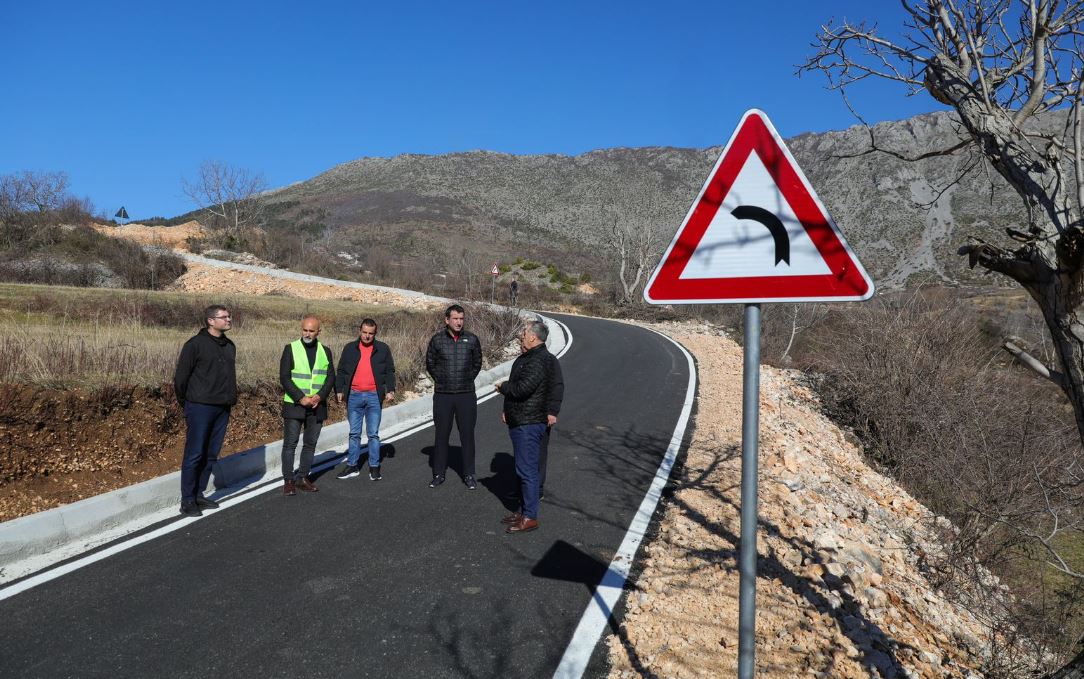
[
  {"xmin": 180, "ymin": 402, "xmax": 231, "ymax": 503},
  {"xmin": 347, "ymin": 391, "xmax": 382, "ymax": 468},
  {"xmin": 509, "ymin": 423, "xmax": 547, "ymax": 519}
]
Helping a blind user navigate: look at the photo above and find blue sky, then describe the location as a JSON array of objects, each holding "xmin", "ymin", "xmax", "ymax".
[{"xmin": 1, "ymin": 1, "xmax": 941, "ymax": 219}]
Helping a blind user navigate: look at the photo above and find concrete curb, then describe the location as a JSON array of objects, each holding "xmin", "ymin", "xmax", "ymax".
[{"xmin": 0, "ymin": 313, "xmax": 568, "ymax": 583}]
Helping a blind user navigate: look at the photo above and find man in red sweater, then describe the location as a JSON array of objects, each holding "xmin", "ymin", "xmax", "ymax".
[{"xmin": 335, "ymin": 319, "xmax": 396, "ymax": 480}]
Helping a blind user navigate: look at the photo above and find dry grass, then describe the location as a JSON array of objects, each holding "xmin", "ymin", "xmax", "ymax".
[{"xmin": 0, "ymin": 284, "xmax": 522, "ymax": 395}]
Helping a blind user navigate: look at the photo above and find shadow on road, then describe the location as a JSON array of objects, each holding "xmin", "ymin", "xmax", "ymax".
[{"xmin": 478, "ymin": 451, "xmax": 519, "ymax": 512}]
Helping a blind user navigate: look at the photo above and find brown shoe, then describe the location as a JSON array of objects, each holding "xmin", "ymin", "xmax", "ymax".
[
  {"xmin": 297, "ymin": 477, "xmax": 319, "ymax": 492},
  {"xmin": 506, "ymin": 517, "xmax": 539, "ymax": 534},
  {"xmin": 283, "ymin": 480, "xmax": 297, "ymax": 496},
  {"xmin": 500, "ymin": 512, "xmax": 523, "ymax": 525}
]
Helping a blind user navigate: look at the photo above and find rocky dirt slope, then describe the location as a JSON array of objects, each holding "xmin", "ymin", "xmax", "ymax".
[
  {"xmin": 94, "ymin": 220, "xmax": 208, "ymax": 249},
  {"xmin": 168, "ymin": 261, "xmax": 442, "ymax": 310},
  {"xmin": 607, "ymin": 322, "xmax": 1008, "ymax": 679}
]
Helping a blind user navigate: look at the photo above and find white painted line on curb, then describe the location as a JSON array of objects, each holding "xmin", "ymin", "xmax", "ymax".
[
  {"xmin": 552, "ymin": 328, "xmax": 697, "ymax": 679},
  {"xmin": 0, "ymin": 315, "xmax": 574, "ymax": 602}
]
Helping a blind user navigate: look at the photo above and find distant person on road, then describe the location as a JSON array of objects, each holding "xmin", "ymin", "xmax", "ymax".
[
  {"xmin": 426, "ymin": 304, "xmax": 483, "ymax": 489},
  {"xmin": 509, "ymin": 278, "xmax": 519, "ymax": 306},
  {"xmin": 173, "ymin": 305, "xmax": 237, "ymax": 517},
  {"xmin": 279, "ymin": 314, "xmax": 335, "ymax": 496},
  {"xmin": 495, "ymin": 319, "xmax": 554, "ymax": 534},
  {"xmin": 335, "ymin": 318, "xmax": 396, "ymax": 481}
]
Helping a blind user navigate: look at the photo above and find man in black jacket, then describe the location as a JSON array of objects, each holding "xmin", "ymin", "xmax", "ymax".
[
  {"xmin": 495, "ymin": 319, "xmax": 553, "ymax": 533},
  {"xmin": 174, "ymin": 304, "xmax": 237, "ymax": 517},
  {"xmin": 279, "ymin": 314, "xmax": 335, "ymax": 496},
  {"xmin": 426, "ymin": 304, "xmax": 482, "ymax": 489},
  {"xmin": 335, "ymin": 318, "xmax": 396, "ymax": 480}
]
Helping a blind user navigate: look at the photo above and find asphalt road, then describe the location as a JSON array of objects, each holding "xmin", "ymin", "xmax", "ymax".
[{"xmin": 0, "ymin": 313, "xmax": 693, "ymax": 679}]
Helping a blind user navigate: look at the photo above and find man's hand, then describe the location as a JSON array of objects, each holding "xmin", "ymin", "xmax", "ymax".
[
  {"xmin": 547, "ymin": 415, "xmax": 557, "ymax": 427},
  {"xmin": 336, "ymin": 393, "xmax": 343, "ymax": 404},
  {"xmin": 500, "ymin": 412, "xmax": 506, "ymax": 424},
  {"xmin": 495, "ymin": 381, "xmax": 504, "ymax": 393},
  {"xmin": 300, "ymin": 396, "xmax": 313, "ymax": 407},
  {"xmin": 309, "ymin": 394, "xmax": 321, "ymax": 408},
  {"xmin": 384, "ymin": 391, "xmax": 395, "ymax": 405}
]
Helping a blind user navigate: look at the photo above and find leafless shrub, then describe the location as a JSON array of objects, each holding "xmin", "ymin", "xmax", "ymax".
[
  {"xmin": 181, "ymin": 161, "xmax": 267, "ymax": 239},
  {"xmin": 794, "ymin": 291, "xmax": 1084, "ymax": 674}
]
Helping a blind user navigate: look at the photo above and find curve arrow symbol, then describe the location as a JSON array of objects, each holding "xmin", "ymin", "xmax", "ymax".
[{"xmin": 731, "ymin": 205, "xmax": 790, "ymax": 266}]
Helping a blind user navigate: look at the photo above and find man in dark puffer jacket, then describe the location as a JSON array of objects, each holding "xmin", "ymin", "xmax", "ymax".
[
  {"xmin": 495, "ymin": 319, "xmax": 553, "ymax": 534},
  {"xmin": 426, "ymin": 304, "xmax": 483, "ymax": 489}
]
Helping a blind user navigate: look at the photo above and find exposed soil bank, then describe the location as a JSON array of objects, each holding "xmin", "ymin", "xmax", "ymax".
[{"xmin": 0, "ymin": 383, "xmax": 343, "ymax": 521}]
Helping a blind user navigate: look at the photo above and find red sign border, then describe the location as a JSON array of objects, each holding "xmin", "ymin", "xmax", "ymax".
[{"xmin": 644, "ymin": 109, "xmax": 874, "ymax": 304}]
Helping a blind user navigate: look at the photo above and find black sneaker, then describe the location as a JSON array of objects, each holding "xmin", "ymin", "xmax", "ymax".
[
  {"xmin": 369, "ymin": 466, "xmax": 382, "ymax": 481},
  {"xmin": 195, "ymin": 496, "xmax": 219, "ymax": 509},
  {"xmin": 337, "ymin": 464, "xmax": 361, "ymax": 479},
  {"xmin": 464, "ymin": 475, "xmax": 477, "ymax": 490},
  {"xmin": 429, "ymin": 474, "xmax": 445, "ymax": 488},
  {"xmin": 179, "ymin": 502, "xmax": 202, "ymax": 517}
]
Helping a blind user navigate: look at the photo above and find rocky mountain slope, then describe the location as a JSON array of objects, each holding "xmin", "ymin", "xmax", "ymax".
[{"xmin": 265, "ymin": 110, "xmax": 1059, "ymax": 288}]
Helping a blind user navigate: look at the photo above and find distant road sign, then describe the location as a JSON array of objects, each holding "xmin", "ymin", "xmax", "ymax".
[
  {"xmin": 644, "ymin": 109, "xmax": 873, "ymax": 304},
  {"xmin": 491, "ymin": 264, "xmax": 500, "ymax": 276}
]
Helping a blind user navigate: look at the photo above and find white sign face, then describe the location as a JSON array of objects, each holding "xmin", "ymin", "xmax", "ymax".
[{"xmin": 679, "ymin": 151, "xmax": 831, "ymax": 280}]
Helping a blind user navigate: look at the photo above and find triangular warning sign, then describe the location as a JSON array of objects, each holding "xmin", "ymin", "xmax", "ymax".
[{"xmin": 644, "ymin": 109, "xmax": 873, "ymax": 304}]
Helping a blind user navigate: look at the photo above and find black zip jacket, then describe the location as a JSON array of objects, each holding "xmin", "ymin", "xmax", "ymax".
[
  {"xmin": 426, "ymin": 329, "xmax": 482, "ymax": 394},
  {"xmin": 335, "ymin": 339, "xmax": 396, "ymax": 403},
  {"xmin": 279, "ymin": 341, "xmax": 336, "ymax": 421},
  {"xmin": 174, "ymin": 328, "xmax": 237, "ymax": 407},
  {"xmin": 499, "ymin": 344, "xmax": 552, "ymax": 427},
  {"xmin": 546, "ymin": 352, "xmax": 564, "ymax": 417}
]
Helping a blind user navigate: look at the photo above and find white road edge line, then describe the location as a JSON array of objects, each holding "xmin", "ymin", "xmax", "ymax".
[
  {"xmin": 553, "ymin": 327, "xmax": 697, "ymax": 679},
  {"xmin": 0, "ymin": 315, "xmax": 573, "ymax": 602}
]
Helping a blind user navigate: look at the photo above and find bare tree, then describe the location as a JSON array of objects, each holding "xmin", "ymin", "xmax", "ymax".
[
  {"xmin": 778, "ymin": 303, "xmax": 829, "ymax": 364},
  {"xmin": 606, "ymin": 188, "xmax": 672, "ymax": 305},
  {"xmin": 455, "ymin": 247, "xmax": 483, "ymax": 299},
  {"xmin": 0, "ymin": 170, "xmax": 70, "ymax": 218},
  {"xmin": 182, "ymin": 161, "xmax": 267, "ymax": 240},
  {"xmin": 803, "ymin": 2, "xmax": 1084, "ymax": 674}
]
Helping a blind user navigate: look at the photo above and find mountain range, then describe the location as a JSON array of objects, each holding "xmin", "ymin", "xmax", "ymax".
[{"xmin": 263, "ymin": 110, "xmax": 1047, "ymax": 289}]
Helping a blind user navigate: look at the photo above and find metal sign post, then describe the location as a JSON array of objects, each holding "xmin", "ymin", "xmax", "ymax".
[{"xmin": 738, "ymin": 303, "xmax": 761, "ymax": 679}]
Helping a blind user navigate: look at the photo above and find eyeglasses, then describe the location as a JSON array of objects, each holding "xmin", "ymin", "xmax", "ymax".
[{"xmin": 211, "ymin": 315, "xmax": 231, "ymax": 320}]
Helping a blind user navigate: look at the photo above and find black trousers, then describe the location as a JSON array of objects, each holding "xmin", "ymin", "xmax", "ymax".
[
  {"xmin": 282, "ymin": 413, "xmax": 323, "ymax": 481},
  {"xmin": 432, "ymin": 392, "xmax": 477, "ymax": 477}
]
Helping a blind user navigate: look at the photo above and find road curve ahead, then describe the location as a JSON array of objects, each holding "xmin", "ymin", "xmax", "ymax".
[{"xmin": 1, "ymin": 313, "xmax": 694, "ymax": 679}]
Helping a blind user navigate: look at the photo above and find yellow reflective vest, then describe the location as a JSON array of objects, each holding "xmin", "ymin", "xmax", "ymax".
[{"xmin": 283, "ymin": 340, "xmax": 331, "ymax": 403}]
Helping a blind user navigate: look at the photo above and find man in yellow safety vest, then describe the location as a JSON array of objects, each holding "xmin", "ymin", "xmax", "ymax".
[{"xmin": 279, "ymin": 314, "xmax": 336, "ymax": 495}]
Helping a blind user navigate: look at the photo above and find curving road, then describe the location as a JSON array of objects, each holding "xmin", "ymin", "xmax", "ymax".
[{"xmin": 0, "ymin": 313, "xmax": 694, "ymax": 679}]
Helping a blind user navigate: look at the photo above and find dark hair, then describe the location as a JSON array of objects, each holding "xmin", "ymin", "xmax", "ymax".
[
  {"xmin": 360, "ymin": 318, "xmax": 378, "ymax": 330},
  {"xmin": 204, "ymin": 304, "xmax": 228, "ymax": 328},
  {"xmin": 445, "ymin": 304, "xmax": 465, "ymax": 318}
]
